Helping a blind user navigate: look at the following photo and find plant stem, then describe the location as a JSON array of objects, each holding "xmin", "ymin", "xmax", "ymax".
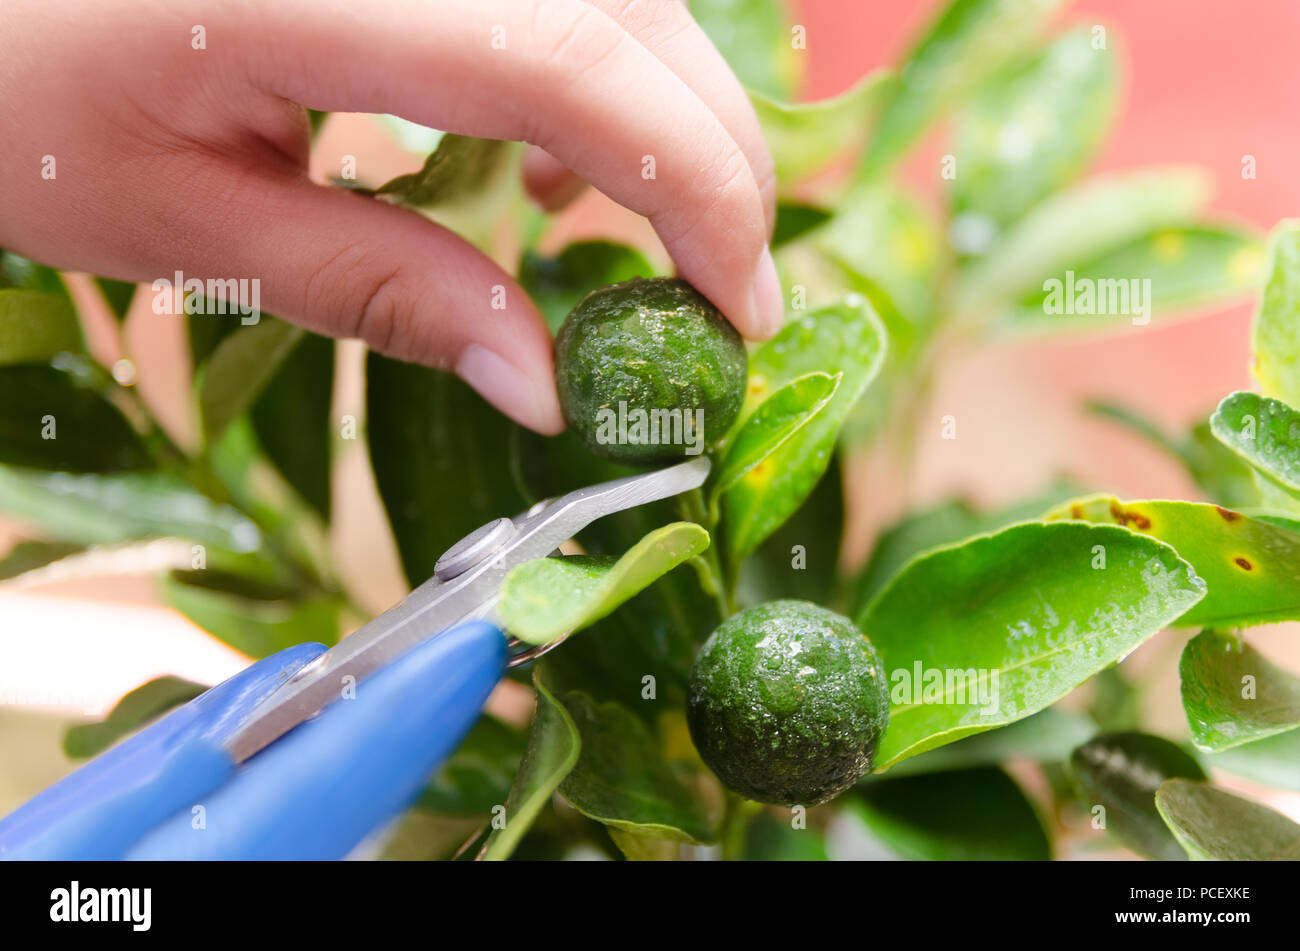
[{"xmin": 679, "ymin": 487, "xmax": 735, "ymax": 619}]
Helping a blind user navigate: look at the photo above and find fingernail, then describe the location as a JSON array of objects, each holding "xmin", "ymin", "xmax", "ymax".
[
  {"xmin": 455, "ymin": 343, "xmax": 565, "ymax": 435},
  {"xmin": 750, "ymin": 245, "xmax": 784, "ymax": 339}
]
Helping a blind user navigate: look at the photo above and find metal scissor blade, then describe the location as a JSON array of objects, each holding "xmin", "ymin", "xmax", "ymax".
[{"xmin": 223, "ymin": 455, "xmax": 710, "ymax": 762}]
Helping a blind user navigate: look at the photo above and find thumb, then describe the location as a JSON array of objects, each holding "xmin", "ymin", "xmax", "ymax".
[{"xmin": 176, "ymin": 171, "xmax": 563, "ymax": 434}]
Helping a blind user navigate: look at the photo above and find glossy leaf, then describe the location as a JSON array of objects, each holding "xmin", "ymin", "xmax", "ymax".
[
  {"xmin": 750, "ymin": 70, "xmax": 893, "ymax": 185},
  {"xmin": 1047, "ymin": 496, "xmax": 1300, "ymax": 627},
  {"xmin": 851, "ymin": 767, "xmax": 1050, "ymax": 860},
  {"xmin": 0, "ymin": 290, "xmax": 81, "ymax": 366},
  {"xmin": 955, "ymin": 167, "xmax": 1212, "ymax": 319},
  {"xmin": 418, "ymin": 715, "xmax": 528, "ymax": 817},
  {"xmin": 480, "ymin": 668, "xmax": 580, "ymax": 861},
  {"xmin": 519, "ymin": 241, "xmax": 653, "ymax": 334},
  {"xmin": 0, "ymin": 365, "xmax": 151, "ymax": 472},
  {"xmin": 0, "ymin": 467, "xmax": 261, "ymax": 552},
  {"xmin": 0, "ymin": 253, "xmax": 67, "ymax": 295},
  {"xmin": 857, "ymin": 521, "xmax": 1206, "ymax": 769},
  {"xmin": 953, "ymin": 26, "xmax": 1118, "ymax": 234},
  {"xmin": 366, "ymin": 355, "xmax": 527, "ymax": 586},
  {"xmin": 1156, "ymin": 778, "xmax": 1300, "ymax": 860},
  {"xmin": 557, "ymin": 688, "xmax": 718, "ymax": 845},
  {"xmin": 498, "ymin": 522, "xmax": 711, "ymax": 645},
  {"xmin": 1210, "ymin": 391, "xmax": 1300, "ymax": 502},
  {"xmin": 160, "ymin": 569, "xmax": 338, "ymax": 659},
  {"xmin": 690, "ymin": 0, "xmax": 798, "ymax": 99},
  {"xmin": 375, "ymin": 135, "xmax": 508, "ymax": 208},
  {"xmin": 721, "ymin": 297, "xmax": 887, "ymax": 568},
  {"xmin": 884, "ymin": 708, "xmax": 1096, "ymax": 777},
  {"xmin": 1180, "ymin": 629, "xmax": 1300, "ymax": 752},
  {"xmin": 1009, "ymin": 227, "xmax": 1264, "ymax": 334},
  {"xmin": 198, "ymin": 317, "xmax": 304, "ymax": 444},
  {"xmin": 250, "ymin": 331, "xmax": 334, "ymax": 518},
  {"xmin": 861, "ymin": 0, "xmax": 1065, "ymax": 175},
  {"xmin": 1251, "ymin": 219, "xmax": 1300, "ymax": 408},
  {"xmin": 849, "ymin": 481, "xmax": 1083, "ymax": 616},
  {"xmin": 712, "ymin": 371, "xmax": 839, "ymax": 497},
  {"xmin": 1069, "ymin": 732, "xmax": 1206, "ymax": 861},
  {"xmin": 63, "ymin": 676, "xmax": 206, "ymax": 759}
]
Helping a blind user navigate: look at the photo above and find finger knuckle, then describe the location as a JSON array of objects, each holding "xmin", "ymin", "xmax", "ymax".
[{"xmin": 533, "ymin": 1, "xmax": 626, "ymax": 87}]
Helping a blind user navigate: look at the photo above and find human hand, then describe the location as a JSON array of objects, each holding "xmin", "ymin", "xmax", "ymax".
[{"xmin": 0, "ymin": 0, "xmax": 779, "ymax": 433}]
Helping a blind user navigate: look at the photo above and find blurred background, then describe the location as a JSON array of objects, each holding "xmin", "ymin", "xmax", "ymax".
[{"xmin": 3, "ymin": 0, "xmax": 1298, "ymax": 852}]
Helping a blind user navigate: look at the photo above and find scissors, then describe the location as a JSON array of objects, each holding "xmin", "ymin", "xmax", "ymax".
[{"xmin": 0, "ymin": 456, "xmax": 710, "ymax": 860}]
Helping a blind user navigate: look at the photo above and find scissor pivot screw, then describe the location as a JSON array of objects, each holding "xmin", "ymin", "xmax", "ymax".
[{"xmin": 435, "ymin": 516, "xmax": 516, "ymax": 580}]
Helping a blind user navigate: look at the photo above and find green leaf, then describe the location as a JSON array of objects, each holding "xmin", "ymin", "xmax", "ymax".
[
  {"xmin": 63, "ymin": 676, "xmax": 206, "ymax": 759},
  {"xmin": 375, "ymin": 135, "xmax": 508, "ymax": 208},
  {"xmin": 198, "ymin": 317, "xmax": 305, "ymax": 445},
  {"xmin": 418, "ymin": 715, "xmax": 528, "ymax": 817},
  {"xmin": 366, "ymin": 355, "xmax": 527, "ymax": 586},
  {"xmin": 712, "ymin": 371, "xmax": 839, "ymax": 497},
  {"xmin": 850, "ymin": 767, "xmax": 1050, "ymax": 860},
  {"xmin": 498, "ymin": 522, "xmax": 711, "ymax": 645},
  {"xmin": 857, "ymin": 521, "xmax": 1206, "ymax": 770},
  {"xmin": 556, "ymin": 688, "xmax": 718, "ymax": 845},
  {"xmin": 1252, "ymin": 219, "xmax": 1300, "ymax": 408},
  {"xmin": 771, "ymin": 202, "xmax": 832, "ymax": 250},
  {"xmin": 1206, "ymin": 728, "xmax": 1300, "ymax": 792},
  {"xmin": 0, "ymin": 365, "xmax": 151, "ymax": 472},
  {"xmin": 816, "ymin": 185, "xmax": 941, "ymax": 328},
  {"xmin": 1180, "ymin": 629, "xmax": 1300, "ymax": 752},
  {"xmin": 735, "ymin": 451, "xmax": 844, "ymax": 607},
  {"xmin": 742, "ymin": 811, "xmax": 830, "ymax": 860},
  {"xmin": 861, "ymin": 0, "xmax": 1066, "ymax": 176},
  {"xmin": 518, "ymin": 241, "xmax": 653, "ymax": 335},
  {"xmin": 250, "ymin": 331, "xmax": 334, "ymax": 518},
  {"xmin": 848, "ymin": 481, "xmax": 1083, "ymax": 616},
  {"xmin": 1156, "ymin": 778, "xmax": 1300, "ymax": 860},
  {"xmin": 1210, "ymin": 391, "xmax": 1300, "ymax": 502},
  {"xmin": 0, "ymin": 540, "xmax": 83, "ymax": 580},
  {"xmin": 1047, "ymin": 495, "xmax": 1300, "ymax": 627},
  {"xmin": 0, "ymin": 467, "xmax": 261, "ymax": 552},
  {"xmin": 750, "ymin": 70, "xmax": 894, "ymax": 186},
  {"xmin": 953, "ymin": 25, "xmax": 1117, "ymax": 236},
  {"xmin": 480, "ymin": 668, "xmax": 581, "ymax": 861},
  {"xmin": 1069, "ymin": 731, "xmax": 1206, "ymax": 861},
  {"xmin": 160, "ymin": 569, "xmax": 338, "ymax": 658},
  {"xmin": 721, "ymin": 297, "xmax": 887, "ymax": 568},
  {"xmin": 94, "ymin": 278, "xmax": 136, "ymax": 323},
  {"xmin": 0, "ymin": 290, "xmax": 81, "ymax": 366},
  {"xmin": 690, "ymin": 0, "xmax": 799, "ymax": 99},
  {"xmin": 882, "ymin": 707, "xmax": 1096, "ymax": 777},
  {"xmin": 1008, "ymin": 227, "xmax": 1264, "ymax": 334},
  {"xmin": 954, "ymin": 167, "xmax": 1213, "ymax": 319},
  {"xmin": 0, "ymin": 253, "xmax": 67, "ymax": 295}
]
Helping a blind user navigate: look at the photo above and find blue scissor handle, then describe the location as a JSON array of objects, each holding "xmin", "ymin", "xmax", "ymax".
[{"xmin": 0, "ymin": 621, "xmax": 508, "ymax": 860}]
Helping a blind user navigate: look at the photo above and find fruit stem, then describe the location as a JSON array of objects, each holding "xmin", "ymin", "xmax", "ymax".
[
  {"xmin": 719, "ymin": 793, "xmax": 761, "ymax": 860},
  {"xmin": 679, "ymin": 487, "xmax": 735, "ymax": 619}
]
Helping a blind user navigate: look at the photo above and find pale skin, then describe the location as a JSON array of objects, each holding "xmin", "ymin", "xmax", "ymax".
[{"xmin": 0, "ymin": 0, "xmax": 782, "ymax": 434}]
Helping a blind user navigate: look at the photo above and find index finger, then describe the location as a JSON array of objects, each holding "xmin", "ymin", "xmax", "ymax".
[{"xmin": 235, "ymin": 0, "xmax": 784, "ymax": 338}]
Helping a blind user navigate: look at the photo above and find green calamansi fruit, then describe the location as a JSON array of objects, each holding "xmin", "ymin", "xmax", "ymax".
[
  {"xmin": 554, "ymin": 278, "xmax": 747, "ymax": 465},
  {"xmin": 687, "ymin": 599, "xmax": 890, "ymax": 806}
]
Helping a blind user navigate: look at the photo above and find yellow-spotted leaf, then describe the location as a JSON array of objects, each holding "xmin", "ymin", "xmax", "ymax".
[
  {"xmin": 721, "ymin": 298, "xmax": 887, "ymax": 569},
  {"xmin": 1046, "ymin": 495, "xmax": 1300, "ymax": 627}
]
